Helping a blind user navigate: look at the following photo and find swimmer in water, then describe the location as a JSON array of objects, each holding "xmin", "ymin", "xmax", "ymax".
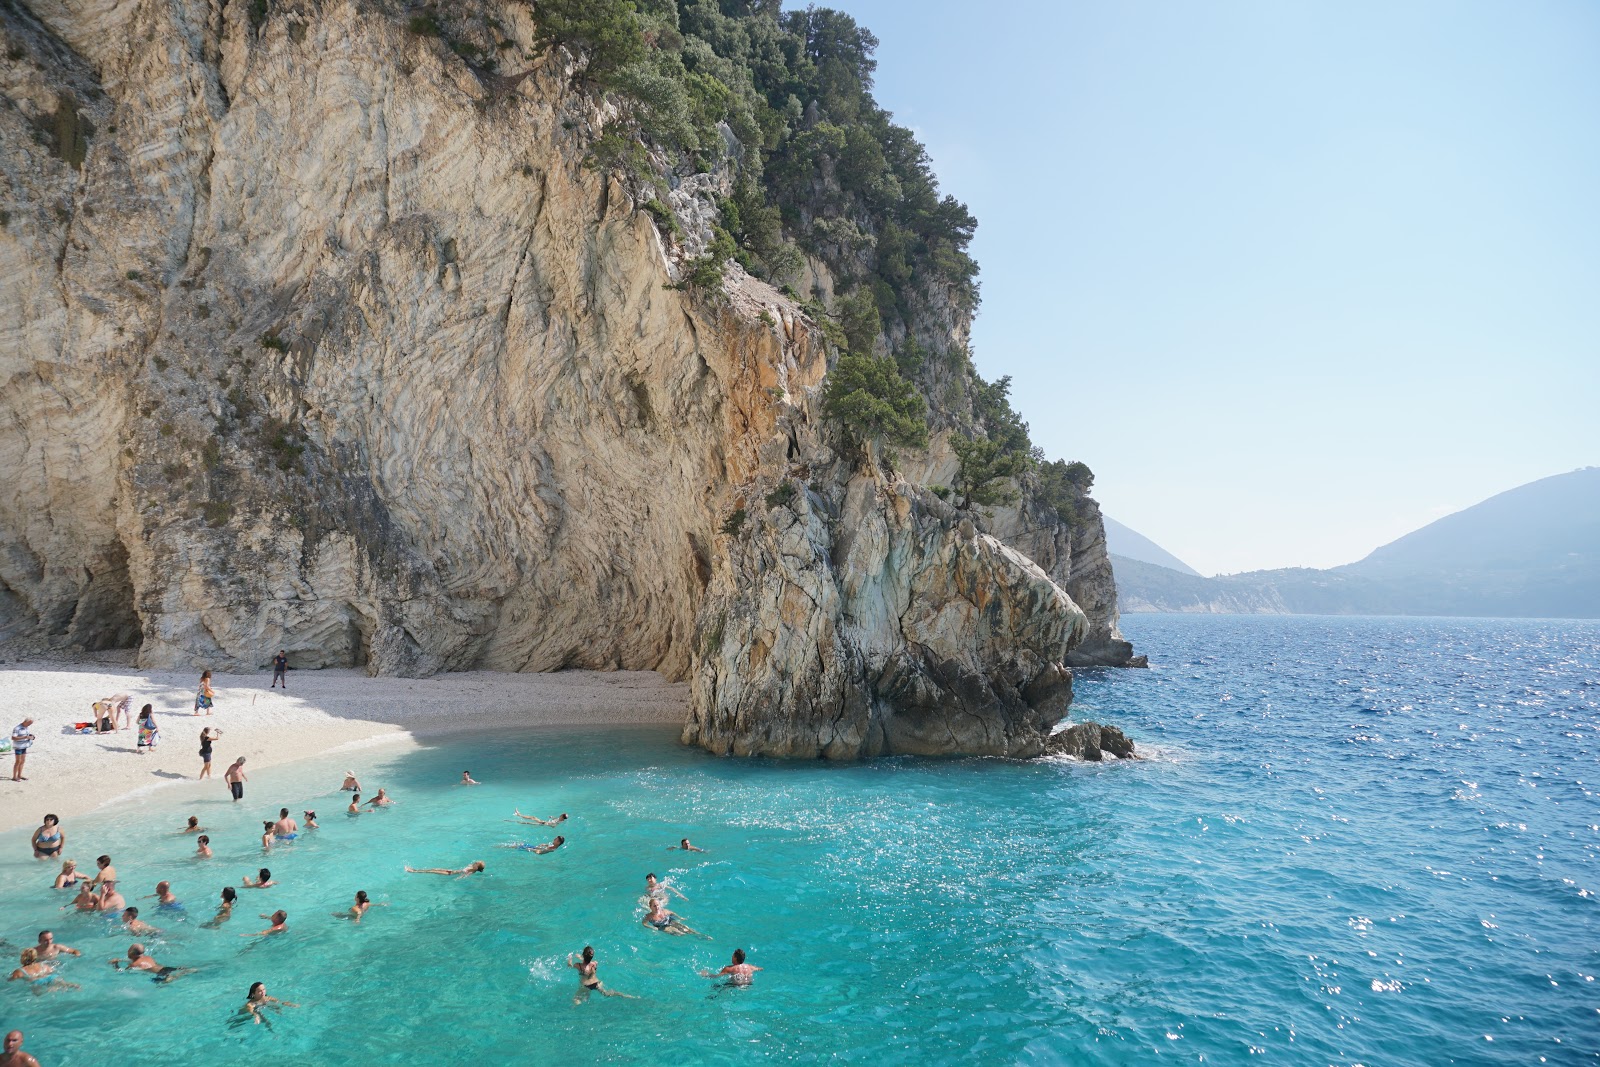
[
  {"xmin": 364, "ymin": 788, "xmax": 394, "ymax": 808},
  {"xmin": 109, "ymin": 943, "xmax": 193, "ymax": 983},
  {"xmin": 144, "ymin": 881, "xmax": 182, "ymax": 910},
  {"xmin": 700, "ymin": 947, "xmax": 762, "ymax": 985},
  {"xmin": 241, "ymin": 910, "xmax": 288, "ymax": 937},
  {"xmin": 670, "ymin": 838, "xmax": 706, "ymax": 853},
  {"xmin": 51, "ymin": 860, "xmax": 80, "ymax": 889},
  {"xmin": 568, "ymin": 945, "xmax": 635, "ymax": 1003},
  {"xmin": 195, "ymin": 835, "xmax": 212, "ymax": 859},
  {"xmin": 513, "ymin": 809, "xmax": 568, "ymax": 826},
  {"xmin": 180, "ymin": 816, "xmax": 205, "ymax": 834},
  {"xmin": 2, "ymin": 1029, "xmax": 43, "ymax": 1067},
  {"xmin": 238, "ymin": 981, "xmax": 299, "ymax": 1026},
  {"xmin": 273, "ymin": 808, "xmax": 298, "ymax": 838},
  {"xmin": 33, "ymin": 932, "xmax": 80, "ymax": 961},
  {"xmin": 643, "ymin": 873, "xmax": 686, "ymax": 903},
  {"xmin": 91, "ymin": 854, "xmax": 117, "ymax": 889},
  {"xmin": 260, "ymin": 822, "xmax": 275, "ymax": 850},
  {"xmin": 404, "ymin": 861, "xmax": 485, "ymax": 878},
  {"xmin": 302, "ymin": 811, "xmax": 318, "ymax": 830},
  {"xmin": 96, "ymin": 882, "xmax": 126, "ymax": 913},
  {"xmin": 120, "ymin": 907, "xmax": 160, "ymax": 937},
  {"xmin": 641, "ymin": 897, "xmax": 706, "ymax": 938},
  {"xmin": 347, "ymin": 794, "xmax": 363, "ymax": 816},
  {"xmin": 8, "ymin": 949, "xmax": 78, "ymax": 993},
  {"xmin": 501, "ymin": 836, "xmax": 564, "ymax": 854},
  {"xmin": 341, "ymin": 771, "xmax": 362, "ymax": 792},
  {"xmin": 242, "ymin": 868, "xmax": 276, "ymax": 889},
  {"xmin": 340, "ymin": 890, "xmax": 374, "ymax": 922},
  {"xmin": 66, "ymin": 881, "xmax": 97, "ymax": 912},
  {"xmin": 202, "ymin": 887, "xmax": 237, "ymax": 928},
  {"xmin": 460, "ymin": 771, "xmax": 479, "ymax": 785}
]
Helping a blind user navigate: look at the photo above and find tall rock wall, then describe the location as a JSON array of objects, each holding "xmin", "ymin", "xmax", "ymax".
[{"xmin": 0, "ymin": 0, "xmax": 1128, "ymax": 757}]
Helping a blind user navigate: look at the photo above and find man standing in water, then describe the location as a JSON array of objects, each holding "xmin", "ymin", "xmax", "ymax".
[
  {"xmin": 273, "ymin": 808, "xmax": 298, "ymax": 838},
  {"xmin": 271, "ymin": 650, "xmax": 288, "ymax": 689},
  {"xmin": 0, "ymin": 1030, "xmax": 40, "ymax": 1067},
  {"xmin": 225, "ymin": 757, "xmax": 248, "ymax": 802}
]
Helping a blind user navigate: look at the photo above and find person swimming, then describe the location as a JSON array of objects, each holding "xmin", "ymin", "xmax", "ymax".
[
  {"xmin": 32, "ymin": 932, "xmax": 80, "ymax": 962},
  {"xmin": 144, "ymin": 881, "xmax": 182, "ymax": 910},
  {"xmin": 273, "ymin": 808, "xmax": 298, "ymax": 839},
  {"xmin": 51, "ymin": 860, "xmax": 80, "ymax": 889},
  {"xmin": 302, "ymin": 811, "xmax": 318, "ymax": 830},
  {"xmin": 120, "ymin": 907, "xmax": 160, "ymax": 938},
  {"xmin": 8, "ymin": 949, "xmax": 78, "ymax": 993},
  {"xmin": 341, "ymin": 771, "xmax": 362, "ymax": 792},
  {"xmin": 460, "ymin": 771, "xmax": 479, "ymax": 785},
  {"xmin": 513, "ymin": 809, "xmax": 568, "ymax": 826},
  {"xmin": 241, "ymin": 910, "xmax": 288, "ymax": 937},
  {"xmin": 347, "ymin": 795, "xmax": 363, "ymax": 816},
  {"xmin": 403, "ymin": 861, "xmax": 485, "ymax": 878},
  {"xmin": 65, "ymin": 881, "xmax": 97, "ymax": 912},
  {"xmin": 641, "ymin": 897, "xmax": 705, "ymax": 938},
  {"xmin": 700, "ymin": 948, "xmax": 762, "ymax": 985},
  {"xmin": 95, "ymin": 882, "xmax": 126, "ymax": 913},
  {"xmin": 242, "ymin": 868, "xmax": 276, "ymax": 889},
  {"xmin": 238, "ymin": 981, "xmax": 298, "ymax": 1026},
  {"xmin": 109, "ymin": 944, "xmax": 192, "ymax": 983},
  {"xmin": 91, "ymin": 855, "xmax": 117, "ymax": 889},
  {"xmin": 567, "ymin": 945, "xmax": 635, "ymax": 1003},
  {"xmin": 643, "ymin": 873, "xmax": 687, "ymax": 903},
  {"xmin": 341, "ymin": 890, "xmax": 373, "ymax": 922},
  {"xmin": 202, "ymin": 886, "xmax": 237, "ymax": 928},
  {"xmin": 260, "ymin": 822, "xmax": 275, "ymax": 850},
  {"xmin": 670, "ymin": 838, "xmax": 707, "ymax": 853},
  {"xmin": 195, "ymin": 835, "xmax": 212, "ymax": 859},
  {"xmin": 501, "ymin": 836, "xmax": 564, "ymax": 854},
  {"xmin": 364, "ymin": 788, "xmax": 394, "ymax": 808},
  {"xmin": 180, "ymin": 816, "xmax": 205, "ymax": 834}
]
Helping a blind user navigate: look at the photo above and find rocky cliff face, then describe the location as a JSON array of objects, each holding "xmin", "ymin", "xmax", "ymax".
[{"xmin": 0, "ymin": 0, "xmax": 1132, "ymax": 757}]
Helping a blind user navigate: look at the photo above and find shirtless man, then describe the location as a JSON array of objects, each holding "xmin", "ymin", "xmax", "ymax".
[
  {"xmin": 644, "ymin": 873, "xmax": 686, "ymax": 903},
  {"xmin": 242, "ymin": 910, "xmax": 288, "ymax": 937},
  {"xmin": 460, "ymin": 771, "xmax": 480, "ymax": 785},
  {"xmin": 273, "ymin": 808, "xmax": 298, "ymax": 838},
  {"xmin": 1, "ymin": 1030, "xmax": 41, "ymax": 1067},
  {"xmin": 364, "ymin": 788, "xmax": 394, "ymax": 808},
  {"xmin": 33, "ymin": 931, "xmax": 80, "ymax": 961},
  {"xmin": 180, "ymin": 816, "xmax": 205, "ymax": 834},
  {"xmin": 144, "ymin": 881, "xmax": 182, "ymax": 910},
  {"xmin": 224, "ymin": 757, "xmax": 248, "ymax": 802},
  {"xmin": 109, "ymin": 944, "xmax": 192, "ymax": 982},
  {"xmin": 91, "ymin": 854, "xmax": 117, "ymax": 889},
  {"xmin": 347, "ymin": 794, "xmax": 363, "ymax": 815},
  {"xmin": 701, "ymin": 948, "xmax": 762, "ymax": 985},
  {"xmin": 96, "ymin": 881, "xmax": 126, "ymax": 913},
  {"xmin": 671, "ymin": 838, "xmax": 707, "ymax": 853},
  {"xmin": 514, "ymin": 809, "xmax": 568, "ymax": 826},
  {"xmin": 66, "ymin": 882, "xmax": 98, "ymax": 912},
  {"xmin": 120, "ymin": 907, "xmax": 160, "ymax": 937}
]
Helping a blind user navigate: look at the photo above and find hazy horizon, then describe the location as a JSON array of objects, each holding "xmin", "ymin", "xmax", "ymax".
[{"xmin": 793, "ymin": 0, "xmax": 1599, "ymax": 574}]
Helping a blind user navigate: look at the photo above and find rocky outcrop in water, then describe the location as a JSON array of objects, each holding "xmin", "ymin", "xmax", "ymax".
[
  {"xmin": 1044, "ymin": 721, "xmax": 1137, "ymax": 761},
  {"xmin": 0, "ymin": 0, "xmax": 1135, "ymax": 758}
]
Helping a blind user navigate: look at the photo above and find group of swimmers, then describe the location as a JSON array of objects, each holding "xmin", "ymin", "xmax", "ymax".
[{"xmin": 11, "ymin": 766, "xmax": 761, "ymax": 1025}]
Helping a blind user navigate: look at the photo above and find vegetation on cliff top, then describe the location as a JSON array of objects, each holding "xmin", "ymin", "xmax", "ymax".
[{"xmin": 535, "ymin": 1, "xmax": 1091, "ymax": 524}]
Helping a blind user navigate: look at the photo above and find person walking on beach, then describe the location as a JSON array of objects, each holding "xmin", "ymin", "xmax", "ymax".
[
  {"xmin": 30, "ymin": 814, "xmax": 64, "ymax": 860},
  {"xmin": 34, "ymin": 931, "xmax": 80, "ymax": 961},
  {"xmin": 270, "ymin": 650, "xmax": 288, "ymax": 689},
  {"xmin": 568, "ymin": 945, "xmax": 635, "ymax": 1003},
  {"xmin": 700, "ymin": 948, "xmax": 762, "ymax": 985},
  {"xmin": 404, "ymin": 861, "xmax": 485, "ymax": 877},
  {"xmin": 225, "ymin": 757, "xmax": 247, "ymax": 801},
  {"xmin": 136, "ymin": 704, "xmax": 159, "ymax": 755},
  {"xmin": 2, "ymin": 1029, "xmax": 43, "ymax": 1067},
  {"xmin": 194, "ymin": 670, "xmax": 215, "ymax": 716},
  {"xmin": 10, "ymin": 718, "xmax": 35, "ymax": 781},
  {"xmin": 198, "ymin": 726, "xmax": 220, "ymax": 779}
]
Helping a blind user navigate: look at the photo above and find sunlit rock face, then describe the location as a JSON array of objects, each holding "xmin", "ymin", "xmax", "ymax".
[{"xmin": 1, "ymin": 0, "xmax": 1125, "ymax": 757}]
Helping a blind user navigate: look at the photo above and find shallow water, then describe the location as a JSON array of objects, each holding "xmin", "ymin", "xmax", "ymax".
[{"xmin": 1, "ymin": 615, "xmax": 1597, "ymax": 1064}]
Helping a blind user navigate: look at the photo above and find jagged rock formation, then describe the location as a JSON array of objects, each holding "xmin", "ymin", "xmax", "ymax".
[
  {"xmin": 0, "ymin": 0, "xmax": 1135, "ymax": 758},
  {"xmin": 1044, "ymin": 721, "xmax": 1136, "ymax": 761}
]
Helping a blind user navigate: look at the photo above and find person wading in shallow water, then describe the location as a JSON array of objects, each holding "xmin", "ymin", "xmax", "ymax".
[{"xmin": 225, "ymin": 757, "xmax": 247, "ymax": 802}]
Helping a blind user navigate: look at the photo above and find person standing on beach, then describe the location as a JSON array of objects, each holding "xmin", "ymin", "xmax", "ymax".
[
  {"xmin": 270, "ymin": 650, "xmax": 288, "ymax": 689},
  {"xmin": 225, "ymin": 757, "xmax": 248, "ymax": 802},
  {"xmin": 136, "ymin": 705, "xmax": 158, "ymax": 755},
  {"xmin": 198, "ymin": 726, "xmax": 220, "ymax": 779},
  {"xmin": 10, "ymin": 719, "xmax": 35, "ymax": 781},
  {"xmin": 194, "ymin": 670, "xmax": 215, "ymax": 716},
  {"xmin": 2, "ymin": 1029, "xmax": 43, "ymax": 1067}
]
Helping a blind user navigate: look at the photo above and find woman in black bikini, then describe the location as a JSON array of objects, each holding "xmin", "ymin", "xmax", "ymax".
[
  {"xmin": 568, "ymin": 945, "xmax": 634, "ymax": 1003},
  {"xmin": 30, "ymin": 815, "xmax": 64, "ymax": 860}
]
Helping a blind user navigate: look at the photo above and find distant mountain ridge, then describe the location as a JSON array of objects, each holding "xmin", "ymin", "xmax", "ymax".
[
  {"xmin": 1103, "ymin": 516, "xmax": 1201, "ymax": 576},
  {"xmin": 1114, "ymin": 468, "xmax": 1600, "ymax": 618}
]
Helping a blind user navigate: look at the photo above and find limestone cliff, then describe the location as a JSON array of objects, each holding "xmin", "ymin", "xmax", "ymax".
[{"xmin": 0, "ymin": 0, "xmax": 1133, "ymax": 757}]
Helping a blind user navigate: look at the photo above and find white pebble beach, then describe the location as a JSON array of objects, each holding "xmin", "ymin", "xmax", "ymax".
[{"xmin": 0, "ymin": 660, "xmax": 687, "ymax": 833}]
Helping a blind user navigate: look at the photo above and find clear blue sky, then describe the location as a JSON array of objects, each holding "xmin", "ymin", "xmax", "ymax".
[{"xmin": 784, "ymin": 0, "xmax": 1600, "ymax": 575}]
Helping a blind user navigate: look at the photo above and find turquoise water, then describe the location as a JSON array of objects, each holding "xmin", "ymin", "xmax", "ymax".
[{"xmin": 1, "ymin": 615, "xmax": 1597, "ymax": 1064}]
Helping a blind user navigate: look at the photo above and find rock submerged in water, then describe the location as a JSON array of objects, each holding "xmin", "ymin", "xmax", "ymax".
[{"xmin": 1044, "ymin": 721, "xmax": 1137, "ymax": 761}]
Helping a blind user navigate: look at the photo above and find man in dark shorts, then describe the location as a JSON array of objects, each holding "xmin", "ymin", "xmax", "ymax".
[
  {"xmin": 225, "ymin": 757, "xmax": 248, "ymax": 801},
  {"xmin": 10, "ymin": 718, "xmax": 34, "ymax": 782},
  {"xmin": 271, "ymin": 650, "xmax": 288, "ymax": 689}
]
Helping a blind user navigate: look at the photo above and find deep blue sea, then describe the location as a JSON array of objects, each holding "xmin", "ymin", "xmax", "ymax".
[{"xmin": 1, "ymin": 615, "xmax": 1596, "ymax": 1065}]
